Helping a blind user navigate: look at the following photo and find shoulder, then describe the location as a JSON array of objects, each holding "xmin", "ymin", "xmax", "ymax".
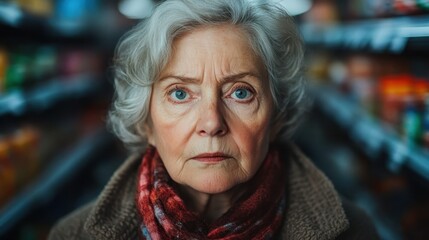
[
  {"xmin": 277, "ymin": 143, "xmax": 380, "ymax": 240},
  {"xmin": 337, "ymin": 198, "xmax": 380, "ymax": 240},
  {"xmin": 48, "ymin": 201, "xmax": 94, "ymax": 240},
  {"xmin": 48, "ymin": 153, "xmax": 142, "ymax": 240}
]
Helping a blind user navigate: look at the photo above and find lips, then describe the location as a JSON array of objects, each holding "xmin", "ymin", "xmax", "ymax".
[{"xmin": 192, "ymin": 152, "xmax": 232, "ymax": 163}]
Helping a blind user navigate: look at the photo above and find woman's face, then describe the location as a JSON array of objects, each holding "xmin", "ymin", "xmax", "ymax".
[{"xmin": 147, "ymin": 24, "xmax": 274, "ymax": 194}]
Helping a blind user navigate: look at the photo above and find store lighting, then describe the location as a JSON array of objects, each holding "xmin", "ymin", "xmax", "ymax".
[
  {"xmin": 118, "ymin": 0, "xmax": 154, "ymax": 19},
  {"xmin": 0, "ymin": 3, "xmax": 22, "ymax": 26}
]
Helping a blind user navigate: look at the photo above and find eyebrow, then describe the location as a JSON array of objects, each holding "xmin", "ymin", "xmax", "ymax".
[{"xmin": 158, "ymin": 72, "xmax": 261, "ymax": 84}]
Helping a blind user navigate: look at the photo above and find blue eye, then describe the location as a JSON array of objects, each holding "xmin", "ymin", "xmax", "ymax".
[
  {"xmin": 232, "ymin": 88, "xmax": 252, "ymax": 100},
  {"xmin": 170, "ymin": 89, "xmax": 189, "ymax": 101}
]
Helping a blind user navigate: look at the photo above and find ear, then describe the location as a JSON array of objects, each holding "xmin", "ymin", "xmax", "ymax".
[
  {"xmin": 269, "ymin": 119, "xmax": 283, "ymax": 143},
  {"xmin": 137, "ymin": 121, "xmax": 156, "ymax": 146},
  {"xmin": 145, "ymin": 123, "xmax": 156, "ymax": 146}
]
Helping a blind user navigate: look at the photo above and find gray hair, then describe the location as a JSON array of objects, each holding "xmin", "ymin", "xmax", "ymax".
[{"xmin": 108, "ymin": 0, "xmax": 307, "ymax": 152}]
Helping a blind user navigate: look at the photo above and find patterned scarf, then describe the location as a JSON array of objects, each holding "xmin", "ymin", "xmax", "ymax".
[{"xmin": 136, "ymin": 146, "xmax": 286, "ymax": 240}]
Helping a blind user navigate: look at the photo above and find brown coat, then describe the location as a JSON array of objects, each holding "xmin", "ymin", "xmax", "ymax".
[{"xmin": 48, "ymin": 144, "xmax": 380, "ymax": 239}]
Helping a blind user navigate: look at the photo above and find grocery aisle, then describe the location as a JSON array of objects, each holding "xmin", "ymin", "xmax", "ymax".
[
  {"xmin": 0, "ymin": 0, "xmax": 132, "ymax": 238},
  {"xmin": 294, "ymin": 1, "xmax": 429, "ymax": 239},
  {"xmin": 0, "ymin": 0, "xmax": 428, "ymax": 240}
]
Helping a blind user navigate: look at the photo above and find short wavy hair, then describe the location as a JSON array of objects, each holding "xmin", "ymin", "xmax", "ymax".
[{"xmin": 108, "ymin": 0, "xmax": 307, "ymax": 152}]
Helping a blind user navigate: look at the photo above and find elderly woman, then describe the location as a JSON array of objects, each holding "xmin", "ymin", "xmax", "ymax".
[{"xmin": 49, "ymin": 0, "xmax": 379, "ymax": 239}]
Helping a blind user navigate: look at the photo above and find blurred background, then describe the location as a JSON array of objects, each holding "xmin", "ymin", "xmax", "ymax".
[{"xmin": 0, "ymin": 0, "xmax": 428, "ymax": 239}]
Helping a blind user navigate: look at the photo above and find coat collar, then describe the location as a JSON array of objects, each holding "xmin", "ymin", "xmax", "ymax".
[
  {"xmin": 84, "ymin": 154, "xmax": 141, "ymax": 240},
  {"xmin": 279, "ymin": 143, "xmax": 349, "ymax": 239},
  {"xmin": 83, "ymin": 143, "xmax": 349, "ymax": 240}
]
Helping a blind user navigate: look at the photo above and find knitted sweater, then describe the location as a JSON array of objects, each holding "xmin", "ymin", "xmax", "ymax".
[{"xmin": 48, "ymin": 144, "xmax": 379, "ymax": 240}]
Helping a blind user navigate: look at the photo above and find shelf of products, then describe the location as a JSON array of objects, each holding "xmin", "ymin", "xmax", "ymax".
[
  {"xmin": 299, "ymin": 0, "xmax": 429, "ymax": 53},
  {"xmin": 301, "ymin": 15, "xmax": 429, "ymax": 53},
  {"xmin": 302, "ymin": 2, "xmax": 429, "ymax": 173},
  {"xmin": 301, "ymin": 2, "xmax": 429, "ymax": 238},
  {"xmin": 0, "ymin": 1, "xmax": 100, "ymax": 39},
  {"xmin": 0, "ymin": 127, "xmax": 114, "ymax": 235},
  {"xmin": 311, "ymin": 84, "xmax": 429, "ymax": 180},
  {"xmin": 0, "ymin": 1, "xmax": 126, "ymax": 238},
  {"xmin": 0, "ymin": 74, "xmax": 102, "ymax": 116},
  {"xmin": 0, "ymin": 32, "xmax": 107, "ymax": 117}
]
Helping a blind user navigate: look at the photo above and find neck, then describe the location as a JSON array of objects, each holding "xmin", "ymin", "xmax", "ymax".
[{"xmin": 176, "ymin": 183, "xmax": 248, "ymax": 224}]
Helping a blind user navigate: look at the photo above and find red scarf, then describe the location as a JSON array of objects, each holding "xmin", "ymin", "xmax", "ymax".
[{"xmin": 136, "ymin": 146, "xmax": 286, "ymax": 239}]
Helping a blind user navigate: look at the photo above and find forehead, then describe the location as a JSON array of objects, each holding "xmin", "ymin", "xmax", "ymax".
[
  {"xmin": 175, "ymin": 24, "xmax": 250, "ymax": 48},
  {"xmin": 159, "ymin": 24, "xmax": 266, "ymax": 80}
]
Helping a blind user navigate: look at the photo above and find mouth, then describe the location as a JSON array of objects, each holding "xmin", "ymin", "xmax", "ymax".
[{"xmin": 192, "ymin": 152, "xmax": 232, "ymax": 163}]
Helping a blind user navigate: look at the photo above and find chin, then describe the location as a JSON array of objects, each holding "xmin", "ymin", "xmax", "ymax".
[
  {"xmin": 187, "ymin": 173, "xmax": 244, "ymax": 194},
  {"xmin": 190, "ymin": 184, "xmax": 235, "ymax": 195}
]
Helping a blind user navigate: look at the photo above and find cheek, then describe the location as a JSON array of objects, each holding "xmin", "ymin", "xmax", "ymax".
[
  {"xmin": 226, "ymin": 98, "xmax": 272, "ymax": 141},
  {"xmin": 232, "ymin": 119, "xmax": 271, "ymax": 152},
  {"xmin": 226, "ymin": 99, "xmax": 273, "ymax": 162},
  {"xmin": 230, "ymin": 112, "xmax": 271, "ymax": 151},
  {"xmin": 149, "ymin": 99, "xmax": 196, "ymax": 155},
  {"xmin": 151, "ymin": 113, "xmax": 188, "ymax": 148},
  {"xmin": 149, "ymin": 115, "xmax": 189, "ymax": 178}
]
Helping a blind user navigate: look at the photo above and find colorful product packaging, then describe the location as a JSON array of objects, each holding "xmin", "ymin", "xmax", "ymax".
[
  {"xmin": 402, "ymin": 95, "xmax": 422, "ymax": 145},
  {"xmin": 9, "ymin": 126, "xmax": 41, "ymax": 188},
  {"xmin": 378, "ymin": 75, "xmax": 413, "ymax": 130},
  {"xmin": 0, "ymin": 48, "xmax": 8, "ymax": 94},
  {"xmin": 5, "ymin": 51, "xmax": 30, "ymax": 91},
  {"xmin": 423, "ymin": 94, "xmax": 429, "ymax": 148},
  {"xmin": 0, "ymin": 138, "xmax": 16, "ymax": 207},
  {"xmin": 416, "ymin": 0, "xmax": 429, "ymax": 10},
  {"xmin": 15, "ymin": 0, "xmax": 54, "ymax": 17}
]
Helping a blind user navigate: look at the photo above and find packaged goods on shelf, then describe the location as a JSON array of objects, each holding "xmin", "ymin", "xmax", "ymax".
[
  {"xmin": 14, "ymin": 0, "xmax": 54, "ymax": 17},
  {"xmin": 378, "ymin": 75, "xmax": 413, "ymax": 129},
  {"xmin": 0, "ymin": 47, "xmax": 7, "ymax": 93},
  {"xmin": 416, "ymin": 0, "xmax": 429, "ymax": 10},
  {"xmin": 379, "ymin": 75, "xmax": 429, "ymax": 145},
  {"xmin": 0, "ymin": 113, "xmax": 99, "ymax": 210},
  {"xmin": 403, "ymin": 95, "xmax": 423, "ymax": 145},
  {"xmin": 9, "ymin": 127, "xmax": 40, "ymax": 182},
  {"xmin": 302, "ymin": 0, "xmax": 338, "ymax": 27},
  {"xmin": 31, "ymin": 47, "xmax": 56, "ymax": 82},
  {"xmin": 0, "ymin": 46, "xmax": 57, "ymax": 93},
  {"xmin": 0, "ymin": 138, "xmax": 15, "ymax": 207},
  {"xmin": 337, "ymin": 0, "xmax": 429, "ymax": 20},
  {"xmin": 345, "ymin": 55, "xmax": 377, "ymax": 115},
  {"xmin": 306, "ymin": 50, "xmax": 429, "ymax": 149},
  {"xmin": 4, "ymin": 49, "xmax": 30, "ymax": 91},
  {"xmin": 5, "ymin": 0, "xmax": 101, "ymax": 21},
  {"xmin": 394, "ymin": 0, "xmax": 420, "ymax": 15},
  {"xmin": 0, "ymin": 44, "xmax": 104, "ymax": 96},
  {"xmin": 0, "ymin": 126, "xmax": 41, "ymax": 207},
  {"xmin": 0, "ymin": 0, "xmax": 122, "ymax": 238},
  {"xmin": 422, "ymin": 94, "xmax": 429, "ymax": 147},
  {"xmin": 300, "ymin": 1, "xmax": 429, "ymax": 239},
  {"xmin": 59, "ymin": 49, "xmax": 102, "ymax": 77},
  {"xmin": 55, "ymin": 0, "xmax": 100, "ymax": 21}
]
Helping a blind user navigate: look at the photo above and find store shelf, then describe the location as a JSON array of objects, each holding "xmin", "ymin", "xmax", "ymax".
[
  {"xmin": 0, "ymin": 74, "xmax": 101, "ymax": 117},
  {"xmin": 0, "ymin": 3, "xmax": 96, "ymax": 41},
  {"xmin": 301, "ymin": 15, "xmax": 429, "ymax": 53},
  {"xmin": 311, "ymin": 84, "xmax": 429, "ymax": 181},
  {"xmin": 0, "ymin": 127, "xmax": 114, "ymax": 235}
]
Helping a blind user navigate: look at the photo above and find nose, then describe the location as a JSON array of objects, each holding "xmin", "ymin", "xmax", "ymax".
[{"xmin": 196, "ymin": 100, "xmax": 228, "ymax": 137}]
